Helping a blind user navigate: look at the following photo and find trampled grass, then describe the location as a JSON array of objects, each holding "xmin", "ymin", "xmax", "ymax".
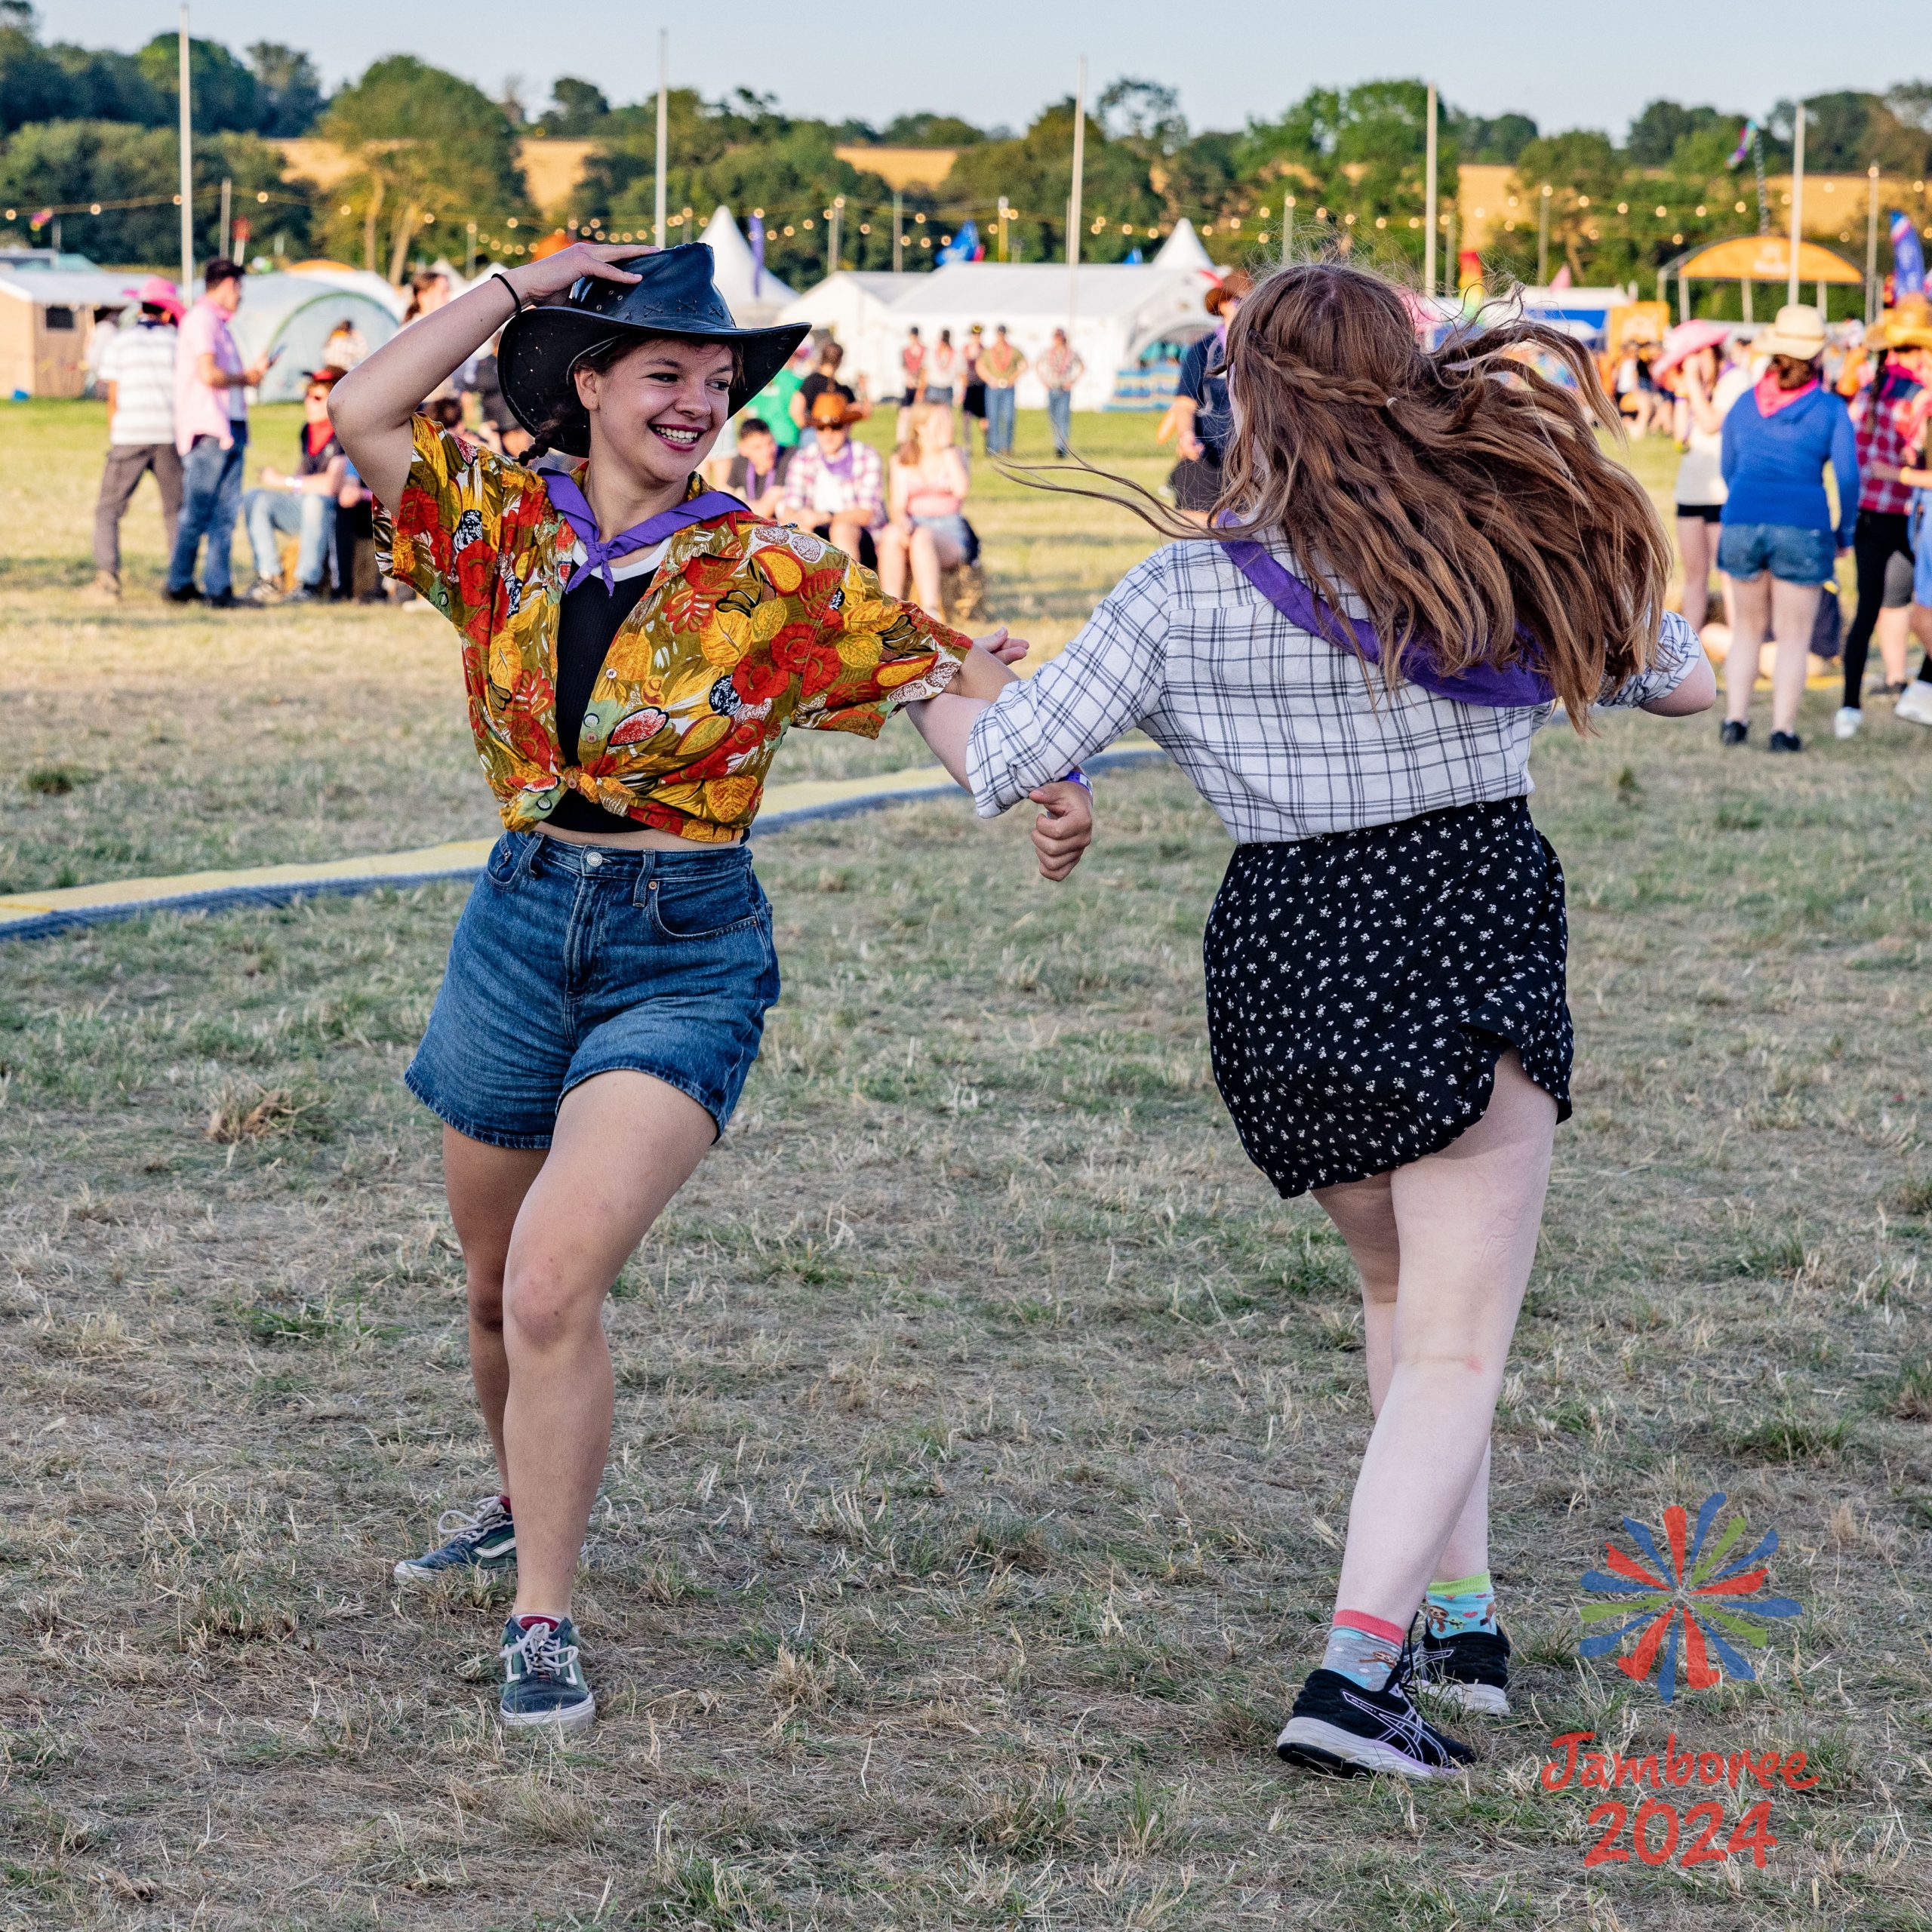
[{"xmin": 2, "ymin": 402, "xmax": 1930, "ymax": 1928}]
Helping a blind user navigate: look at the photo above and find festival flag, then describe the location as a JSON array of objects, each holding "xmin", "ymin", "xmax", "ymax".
[
  {"xmin": 749, "ymin": 217, "xmax": 764, "ymax": 297},
  {"xmin": 1890, "ymin": 211, "xmax": 1926, "ymax": 297},
  {"xmin": 1727, "ymin": 121, "xmax": 1757, "ymax": 169},
  {"xmin": 29, "ymin": 208, "xmax": 51, "ymax": 228},
  {"xmin": 1549, "ymin": 263, "xmax": 1573, "ymax": 291},
  {"xmin": 937, "ymin": 220, "xmax": 980, "ymax": 265},
  {"xmin": 1124, "ymin": 246, "xmax": 1143, "ymax": 265}
]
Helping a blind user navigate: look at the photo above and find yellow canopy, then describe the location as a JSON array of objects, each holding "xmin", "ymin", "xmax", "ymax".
[{"xmin": 1676, "ymin": 235, "xmax": 1861, "ymax": 285}]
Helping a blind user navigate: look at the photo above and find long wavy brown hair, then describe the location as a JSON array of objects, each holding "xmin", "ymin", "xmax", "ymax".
[{"xmin": 1015, "ymin": 260, "xmax": 1672, "ymax": 723}]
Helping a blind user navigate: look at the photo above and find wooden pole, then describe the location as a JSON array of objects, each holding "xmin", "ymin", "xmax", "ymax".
[
  {"xmin": 1423, "ymin": 85, "xmax": 1438, "ymax": 298},
  {"xmin": 1067, "ymin": 55, "xmax": 1087, "ymax": 325},
  {"xmin": 1866, "ymin": 162, "xmax": 1880, "ymax": 324},
  {"xmin": 177, "ymin": 5, "xmax": 193, "ymax": 294},
  {"xmin": 218, "ymin": 176, "xmax": 230, "ymax": 261},
  {"xmin": 654, "ymin": 31, "xmax": 667, "ymax": 250},
  {"xmin": 1537, "ymin": 184, "xmax": 1550, "ymax": 286}
]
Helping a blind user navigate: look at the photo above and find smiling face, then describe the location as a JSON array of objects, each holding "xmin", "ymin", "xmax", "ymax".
[{"xmin": 574, "ymin": 337, "xmax": 734, "ymax": 486}]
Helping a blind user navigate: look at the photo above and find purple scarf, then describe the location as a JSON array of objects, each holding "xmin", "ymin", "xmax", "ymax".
[
  {"xmin": 542, "ymin": 469, "xmax": 747, "ymax": 594},
  {"xmin": 1221, "ymin": 538, "xmax": 1555, "ymax": 709}
]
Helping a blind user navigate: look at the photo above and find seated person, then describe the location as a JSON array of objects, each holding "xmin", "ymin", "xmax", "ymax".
[
  {"xmin": 777, "ymin": 392, "xmax": 884, "ymax": 563},
  {"xmin": 878, "ymin": 402, "xmax": 975, "ymax": 620},
  {"xmin": 726, "ymin": 416, "xmax": 791, "ymax": 516},
  {"xmin": 793, "ymin": 340, "xmax": 865, "ymax": 439},
  {"xmin": 243, "ymin": 367, "xmax": 347, "ymax": 605}
]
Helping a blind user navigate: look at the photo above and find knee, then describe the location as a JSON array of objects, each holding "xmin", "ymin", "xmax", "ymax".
[
  {"xmin": 502, "ymin": 1264, "xmax": 595, "ymax": 1353},
  {"xmin": 466, "ymin": 1266, "xmax": 506, "ymax": 1336}
]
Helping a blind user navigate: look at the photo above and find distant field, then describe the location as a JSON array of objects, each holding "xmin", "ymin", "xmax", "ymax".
[{"xmin": 2, "ymin": 401, "xmax": 1929, "ymax": 1930}]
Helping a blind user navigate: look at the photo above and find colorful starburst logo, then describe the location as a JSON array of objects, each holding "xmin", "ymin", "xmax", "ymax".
[{"xmin": 1579, "ymin": 1492, "xmax": 1801, "ymax": 1703}]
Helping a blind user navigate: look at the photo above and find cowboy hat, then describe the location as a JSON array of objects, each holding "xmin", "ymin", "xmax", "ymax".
[
  {"xmin": 807, "ymin": 390, "xmax": 862, "ymax": 429},
  {"xmin": 1204, "ymin": 267, "xmax": 1254, "ymax": 318},
  {"xmin": 133, "ymin": 275, "xmax": 183, "ymax": 322},
  {"xmin": 1751, "ymin": 303, "xmax": 1827, "ymax": 362},
  {"xmin": 1651, "ymin": 318, "xmax": 1730, "ymax": 380},
  {"xmin": 1874, "ymin": 295, "xmax": 1932, "ymax": 352},
  {"xmin": 497, "ymin": 243, "xmax": 808, "ymax": 458}
]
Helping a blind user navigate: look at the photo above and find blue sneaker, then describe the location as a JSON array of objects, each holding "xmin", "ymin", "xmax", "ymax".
[
  {"xmin": 392, "ymin": 1494, "xmax": 516, "ymax": 1586},
  {"xmin": 499, "ymin": 1615, "xmax": 596, "ymax": 1734}
]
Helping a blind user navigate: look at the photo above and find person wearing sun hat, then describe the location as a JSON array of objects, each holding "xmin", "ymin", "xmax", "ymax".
[
  {"xmin": 327, "ymin": 241, "xmax": 1094, "ymax": 1737},
  {"xmin": 1715, "ymin": 303, "xmax": 1860, "ymax": 752},
  {"xmin": 1654, "ymin": 318, "xmax": 1744, "ymax": 636}
]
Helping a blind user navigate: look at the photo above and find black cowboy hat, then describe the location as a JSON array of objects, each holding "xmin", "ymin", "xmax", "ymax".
[{"xmin": 497, "ymin": 243, "xmax": 808, "ymax": 458}]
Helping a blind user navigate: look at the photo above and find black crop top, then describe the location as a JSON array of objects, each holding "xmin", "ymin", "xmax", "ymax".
[{"xmin": 547, "ymin": 573, "xmax": 656, "ymax": 834}]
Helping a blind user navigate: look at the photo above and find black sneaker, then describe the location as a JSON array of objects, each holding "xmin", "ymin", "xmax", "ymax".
[
  {"xmin": 1275, "ymin": 1633, "xmax": 1475, "ymax": 1779},
  {"xmin": 1719, "ymin": 720, "xmax": 1748, "ymax": 746},
  {"xmin": 1416, "ymin": 1624, "xmax": 1512, "ymax": 1715},
  {"xmin": 163, "ymin": 584, "xmax": 202, "ymax": 604},
  {"xmin": 393, "ymin": 1493, "xmax": 516, "ymax": 1586},
  {"xmin": 499, "ymin": 1615, "xmax": 595, "ymax": 1734},
  {"xmin": 205, "ymin": 589, "xmax": 239, "ymax": 610},
  {"xmin": 1767, "ymin": 730, "xmax": 1802, "ymax": 753}
]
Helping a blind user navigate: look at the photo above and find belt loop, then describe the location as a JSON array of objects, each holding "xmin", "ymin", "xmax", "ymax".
[
  {"xmin": 516, "ymin": 830, "xmax": 543, "ymax": 883},
  {"xmin": 630, "ymin": 848, "xmax": 658, "ymax": 909}
]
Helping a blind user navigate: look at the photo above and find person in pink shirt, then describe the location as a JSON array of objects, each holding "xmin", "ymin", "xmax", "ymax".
[{"xmin": 166, "ymin": 257, "xmax": 269, "ymax": 607}]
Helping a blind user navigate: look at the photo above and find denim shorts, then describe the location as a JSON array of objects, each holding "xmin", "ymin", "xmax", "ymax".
[
  {"xmin": 406, "ymin": 832, "xmax": 780, "ymax": 1149},
  {"xmin": 1717, "ymin": 521, "xmax": 1835, "ymax": 586},
  {"xmin": 1914, "ymin": 496, "xmax": 1932, "ymax": 606}
]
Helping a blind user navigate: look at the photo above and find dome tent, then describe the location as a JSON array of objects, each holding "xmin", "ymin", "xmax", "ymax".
[
  {"xmin": 699, "ymin": 207, "xmax": 798, "ymax": 325},
  {"xmin": 226, "ymin": 272, "xmax": 399, "ymax": 400},
  {"xmin": 1152, "ymin": 219, "xmax": 1214, "ymax": 273}
]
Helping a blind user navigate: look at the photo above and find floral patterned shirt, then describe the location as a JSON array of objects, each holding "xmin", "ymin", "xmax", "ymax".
[{"xmin": 377, "ymin": 415, "xmax": 971, "ymax": 841}]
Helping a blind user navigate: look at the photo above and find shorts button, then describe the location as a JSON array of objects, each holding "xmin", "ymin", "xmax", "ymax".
[{"xmin": 584, "ymin": 851, "xmax": 604, "ymax": 869}]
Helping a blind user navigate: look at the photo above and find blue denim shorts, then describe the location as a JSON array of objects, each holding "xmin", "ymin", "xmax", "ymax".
[
  {"xmin": 1717, "ymin": 521, "xmax": 1835, "ymax": 586},
  {"xmin": 1913, "ymin": 494, "xmax": 1932, "ymax": 606},
  {"xmin": 406, "ymin": 832, "xmax": 780, "ymax": 1149}
]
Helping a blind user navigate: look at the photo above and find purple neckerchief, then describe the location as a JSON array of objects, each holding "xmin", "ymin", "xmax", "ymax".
[
  {"xmin": 817, "ymin": 438, "xmax": 856, "ymax": 476},
  {"xmin": 1221, "ymin": 537, "xmax": 1555, "ymax": 709},
  {"xmin": 541, "ymin": 470, "xmax": 747, "ymax": 594}
]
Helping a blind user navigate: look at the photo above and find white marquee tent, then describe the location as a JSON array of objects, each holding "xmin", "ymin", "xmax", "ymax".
[
  {"xmin": 779, "ymin": 260, "xmax": 1216, "ymax": 413},
  {"xmin": 1152, "ymin": 219, "xmax": 1214, "ymax": 272},
  {"xmin": 700, "ymin": 207, "xmax": 798, "ymax": 325}
]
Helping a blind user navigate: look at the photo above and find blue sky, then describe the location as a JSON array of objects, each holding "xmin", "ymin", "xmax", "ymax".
[{"xmin": 63, "ymin": 1, "xmax": 1931, "ymax": 140}]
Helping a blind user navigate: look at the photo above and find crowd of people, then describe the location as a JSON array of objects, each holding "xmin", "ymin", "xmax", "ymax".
[{"xmin": 1648, "ymin": 298, "xmax": 1932, "ymax": 749}]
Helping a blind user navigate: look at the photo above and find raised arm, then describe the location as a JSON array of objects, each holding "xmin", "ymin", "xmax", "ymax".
[{"xmin": 329, "ymin": 244, "xmax": 644, "ymax": 510}]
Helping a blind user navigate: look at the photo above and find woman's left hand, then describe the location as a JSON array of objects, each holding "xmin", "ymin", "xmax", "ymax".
[
  {"xmin": 974, "ymin": 626, "xmax": 1030, "ymax": 665},
  {"xmin": 1029, "ymin": 780, "xmax": 1093, "ymax": 881}
]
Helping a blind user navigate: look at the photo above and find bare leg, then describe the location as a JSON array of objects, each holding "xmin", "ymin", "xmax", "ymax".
[
  {"xmin": 1318, "ymin": 1171, "xmax": 1491, "ymax": 1595},
  {"xmin": 442, "ymin": 1128, "xmax": 547, "ymax": 1488},
  {"xmin": 1723, "ymin": 571, "xmax": 1771, "ymax": 724},
  {"xmin": 907, "ymin": 525, "xmax": 946, "ymax": 619},
  {"xmin": 1327, "ymin": 1054, "xmax": 1555, "ymax": 1628},
  {"xmin": 500, "ymin": 1069, "xmax": 718, "ymax": 1620},
  {"xmin": 876, "ymin": 521, "xmax": 912, "ymax": 600},
  {"xmin": 1676, "ymin": 517, "xmax": 1715, "ymax": 634},
  {"xmin": 827, "ymin": 512, "xmax": 870, "ymax": 560},
  {"xmin": 1768, "ymin": 577, "xmax": 1821, "ymax": 736},
  {"xmin": 1876, "ymin": 605, "xmax": 1911, "ymax": 687}
]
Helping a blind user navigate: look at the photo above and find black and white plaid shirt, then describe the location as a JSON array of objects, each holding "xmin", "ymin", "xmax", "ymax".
[{"xmin": 968, "ymin": 539, "xmax": 1702, "ymax": 841}]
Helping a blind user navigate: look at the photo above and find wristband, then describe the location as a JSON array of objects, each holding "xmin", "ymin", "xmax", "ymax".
[
  {"xmin": 1060, "ymin": 768, "xmax": 1091, "ymax": 792},
  {"xmin": 491, "ymin": 271, "xmax": 524, "ymax": 315}
]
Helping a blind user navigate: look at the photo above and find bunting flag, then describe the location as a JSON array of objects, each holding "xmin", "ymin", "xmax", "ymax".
[
  {"xmin": 1891, "ymin": 211, "xmax": 1926, "ymax": 297},
  {"xmin": 29, "ymin": 208, "xmax": 51, "ymax": 228}
]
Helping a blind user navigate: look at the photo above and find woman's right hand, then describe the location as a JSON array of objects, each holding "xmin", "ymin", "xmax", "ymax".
[{"xmin": 505, "ymin": 243, "xmax": 649, "ymax": 306}]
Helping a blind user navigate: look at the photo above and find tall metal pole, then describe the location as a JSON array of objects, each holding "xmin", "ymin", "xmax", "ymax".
[
  {"xmin": 829, "ymin": 195, "xmax": 843, "ymax": 275},
  {"xmin": 1537, "ymin": 183, "xmax": 1550, "ymax": 286},
  {"xmin": 653, "ymin": 31, "xmax": 668, "ymax": 249},
  {"xmin": 177, "ymin": 5, "xmax": 194, "ymax": 294},
  {"xmin": 892, "ymin": 189, "xmax": 903, "ymax": 273},
  {"xmin": 1067, "ymin": 54, "xmax": 1086, "ymax": 327},
  {"xmin": 1423, "ymin": 84, "xmax": 1438, "ymax": 299},
  {"xmin": 1865, "ymin": 161, "xmax": 1880, "ymax": 324},
  {"xmin": 1787, "ymin": 102, "xmax": 1804, "ymax": 309},
  {"xmin": 218, "ymin": 176, "xmax": 231, "ymax": 260}
]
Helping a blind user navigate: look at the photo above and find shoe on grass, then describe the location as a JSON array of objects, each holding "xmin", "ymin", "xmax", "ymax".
[
  {"xmin": 85, "ymin": 570, "xmax": 120, "ymax": 603},
  {"xmin": 205, "ymin": 589, "xmax": 239, "ymax": 610},
  {"xmin": 393, "ymin": 1493, "xmax": 516, "ymax": 1586},
  {"xmin": 1416, "ymin": 1624, "xmax": 1512, "ymax": 1715},
  {"xmin": 1895, "ymin": 682, "xmax": 1932, "ymax": 728},
  {"xmin": 1833, "ymin": 706, "xmax": 1862, "ymax": 740},
  {"xmin": 1767, "ymin": 730, "xmax": 1803, "ymax": 754},
  {"xmin": 244, "ymin": 580, "xmax": 281, "ymax": 605},
  {"xmin": 499, "ymin": 1614, "xmax": 595, "ymax": 1734},
  {"xmin": 1719, "ymin": 719, "xmax": 1748, "ymax": 746},
  {"xmin": 163, "ymin": 583, "xmax": 202, "ymax": 604},
  {"xmin": 1276, "ymin": 1632, "xmax": 1475, "ymax": 1780}
]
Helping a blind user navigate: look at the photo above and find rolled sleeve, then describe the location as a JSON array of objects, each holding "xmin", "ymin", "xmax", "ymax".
[
  {"xmin": 966, "ymin": 550, "xmax": 1171, "ymax": 814},
  {"xmin": 1600, "ymin": 610, "xmax": 1704, "ymax": 710},
  {"xmin": 791, "ymin": 548, "xmax": 970, "ymax": 737}
]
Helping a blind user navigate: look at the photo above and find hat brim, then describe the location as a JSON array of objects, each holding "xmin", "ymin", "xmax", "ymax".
[{"xmin": 497, "ymin": 306, "xmax": 809, "ymax": 459}]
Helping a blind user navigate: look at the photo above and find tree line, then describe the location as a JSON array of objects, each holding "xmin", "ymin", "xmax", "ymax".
[{"xmin": 1, "ymin": 5, "xmax": 1927, "ymax": 293}]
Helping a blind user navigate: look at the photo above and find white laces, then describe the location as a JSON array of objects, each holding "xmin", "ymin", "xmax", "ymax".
[
  {"xmin": 502, "ymin": 1619, "xmax": 579, "ymax": 1680},
  {"xmin": 436, "ymin": 1494, "xmax": 509, "ymax": 1540}
]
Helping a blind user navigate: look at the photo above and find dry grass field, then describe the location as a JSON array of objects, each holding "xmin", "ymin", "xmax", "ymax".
[{"xmin": 2, "ymin": 401, "xmax": 1930, "ymax": 1930}]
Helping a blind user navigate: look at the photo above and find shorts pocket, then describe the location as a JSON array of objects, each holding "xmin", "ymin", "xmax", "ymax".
[
  {"xmin": 484, "ymin": 834, "xmax": 526, "ymax": 888},
  {"xmin": 647, "ymin": 862, "xmax": 764, "ymax": 941}
]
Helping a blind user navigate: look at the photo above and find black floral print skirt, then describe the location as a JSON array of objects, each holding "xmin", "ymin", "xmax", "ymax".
[{"xmin": 1202, "ymin": 797, "xmax": 1573, "ymax": 1198}]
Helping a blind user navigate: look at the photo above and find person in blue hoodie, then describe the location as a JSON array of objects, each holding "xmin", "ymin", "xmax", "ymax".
[{"xmin": 1717, "ymin": 304, "xmax": 1859, "ymax": 752}]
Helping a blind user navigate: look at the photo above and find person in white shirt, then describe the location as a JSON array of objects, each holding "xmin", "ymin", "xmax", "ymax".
[{"xmin": 89, "ymin": 279, "xmax": 184, "ymax": 601}]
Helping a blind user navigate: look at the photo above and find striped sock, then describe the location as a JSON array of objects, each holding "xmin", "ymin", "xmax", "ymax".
[
  {"xmin": 1425, "ymin": 1571, "xmax": 1497, "ymax": 1639},
  {"xmin": 1320, "ymin": 1610, "xmax": 1405, "ymax": 1690}
]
